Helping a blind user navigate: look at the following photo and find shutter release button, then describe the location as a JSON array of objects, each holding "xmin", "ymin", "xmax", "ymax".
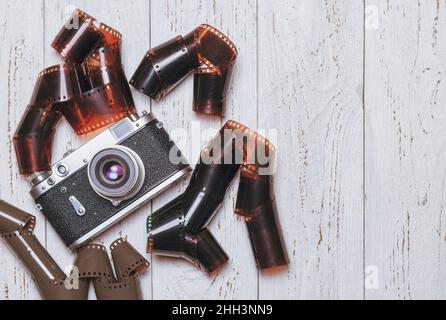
[{"xmin": 56, "ymin": 164, "xmax": 69, "ymax": 177}]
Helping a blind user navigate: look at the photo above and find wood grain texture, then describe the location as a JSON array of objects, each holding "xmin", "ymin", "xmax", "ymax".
[
  {"xmin": 0, "ymin": 0, "xmax": 45, "ymax": 300},
  {"xmin": 2, "ymin": 0, "xmax": 446, "ymax": 300},
  {"xmin": 43, "ymin": 0, "xmax": 151, "ymax": 300},
  {"xmin": 258, "ymin": 0, "xmax": 364, "ymax": 299},
  {"xmin": 149, "ymin": 0, "xmax": 259, "ymax": 300},
  {"xmin": 365, "ymin": 0, "xmax": 446, "ymax": 300}
]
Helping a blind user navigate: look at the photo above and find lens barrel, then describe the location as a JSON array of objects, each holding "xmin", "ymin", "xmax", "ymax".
[{"xmin": 88, "ymin": 146, "xmax": 145, "ymax": 202}]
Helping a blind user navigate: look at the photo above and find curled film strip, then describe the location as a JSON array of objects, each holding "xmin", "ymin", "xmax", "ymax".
[
  {"xmin": 147, "ymin": 194, "xmax": 229, "ymax": 274},
  {"xmin": 14, "ymin": 9, "xmax": 136, "ymax": 176},
  {"xmin": 130, "ymin": 24, "xmax": 238, "ymax": 117},
  {"xmin": 148, "ymin": 121, "xmax": 288, "ymax": 273},
  {"xmin": 0, "ymin": 200, "xmax": 149, "ymax": 300},
  {"xmin": 223, "ymin": 121, "xmax": 288, "ymax": 270}
]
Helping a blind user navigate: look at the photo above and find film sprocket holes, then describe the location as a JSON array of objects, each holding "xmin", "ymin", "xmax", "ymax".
[
  {"xmin": 147, "ymin": 194, "xmax": 229, "ymax": 274},
  {"xmin": 32, "ymin": 113, "xmax": 191, "ymax": 249},
  {"xmin": 14, "ymin": 9, "xmax": 136, "ymax": 175},
  {"xmin": 148, "ymin": 121, "xmax": 289, "ymax": 273},
  {"xmin": 0, "ymin": 200, "xmax": 149, "ymax": 300},
  {"xmin": 12, "ymin": 9, "xmax": 191, "ymax": 249},
  {"xmin": 130, "ymin": 24, "xmax": 238, "ymax": 117}
]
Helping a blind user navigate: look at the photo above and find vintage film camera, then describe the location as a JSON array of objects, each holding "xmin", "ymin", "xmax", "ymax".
[
  {"xmin": 29, "ymin": 112, "xmax": 190, "ymax": 248},
  {"xmin": 13, "ymin": 9, "xmax": 190, "ymax": 249}
]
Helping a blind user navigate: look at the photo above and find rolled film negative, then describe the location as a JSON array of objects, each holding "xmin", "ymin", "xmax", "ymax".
[
  {"xmin": 130, "ymin": 24, "xmax": 237, "ymax": 117},
  {"xmin": 147, "ymin": 120, "xmax": 288, "ymax": 272},
  {"xmin": 155, "ymin": 125, "xmax": 239, "ymax": 240},
  {"xmin": 147, "ymin": 195, "xmax": 229, "ymax": 274},
  {"xmin": 192, "ymin": 25, "xmax": 237, "ymax": 116},
  {"xmin": 14, "ymin": 9, "xmax": 136, "ymax": 175},
  {"xmin": 0, "ymin": 200, "xmax": 149, "ymax": 300},
  {"xmin": 235, "ymin": 171, "xmax": 289, "ymax": 270},
  {"xmin": 225, "ymin": 120, "xmax": 288, "ymax": 270},
  {"xmin": 178, "ymin": 121, "xmax": 243, "ymax": 233},
  {"xmin": 75, "ymin": 239, "xmax": 149, "ymax": 300},
  {"xmin": 0, "ymin": 200, "xmax": 87, "ymax": 300}
]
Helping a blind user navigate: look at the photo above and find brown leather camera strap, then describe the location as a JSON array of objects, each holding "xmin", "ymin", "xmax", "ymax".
[
  {"xmin": 14, "ymin": 9, "xmax": 136, "ymax": 175},
  {"xmin": 0, "ymin": 200, "xmax": 149, "ymax": 300}
]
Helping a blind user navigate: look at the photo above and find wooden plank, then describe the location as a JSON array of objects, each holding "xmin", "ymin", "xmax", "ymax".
[
  {"xmin": 4, "ymin": 0, "xmax": 446, "ymax": 301},
  {"xmin": 43, "ymin": 0, "xmax": 151, "ymax": 300},
  {"xmin": 365, "ymin": 0, "xmax": 446, "ymax": 300},
  {"xmin": 257, "ymin": 0, "xmax": 365, "ymax": 299},
  {"xmin": 149, "ymin": 0, "xmax": 259, "ymax": 300},
  {"xmin": 0, "ymin": 0, "xmax": 45, "ymax": 300}
]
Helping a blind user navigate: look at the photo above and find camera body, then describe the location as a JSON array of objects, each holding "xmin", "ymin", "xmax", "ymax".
[{"xmin": 30, "ymin": 112, "xmax": 191, "ymax": 249}]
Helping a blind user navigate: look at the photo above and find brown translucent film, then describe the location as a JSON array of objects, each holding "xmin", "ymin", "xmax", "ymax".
[
  {"xmin": 193, "ymin": 66, "xmax": 234, "ymax": 116},
  {"xmin": 13, "ymin": 104, "xmax": 62, "ymax": 174},
  {"xmin": 191, "ymin": 25, "xmax": 237, "ymax": 116},
  {"xmin": 147, "ymin": 193, "xmax": 184, "ymax": 255},
  {"xmin": 182, "ymin": 163, "xmax": 240, "ymax": 233},
  {"xmin": 182, "ymin": 123, "xmax": 242, "ymax": 233},
  {"xmin": 130, "ymin": 35, "xmax": 200, "ymax": 101},
  {"xmin": 52, "ymin": 10, "xmax": 103, "ymax": 63},
  {"xmin": 0, "ymin": 200, "xmax": 148, "ymax": 300},
  {"xmin": 76, "ymin": 239, "xmax": 149, "ymax": 300},
  {"xmin": 52, "ymin": 10, "xmax": 122, "ymax": 62},
  {"xmin": 236, "ymin": 174, "xmax": 289, "ymax": 270},
  {"xmin": 224, "ymin": 120, "xmax": 276, "ymax": 174},
  {"xmin": 192, "ymin": 24, "xmax": 237, "ymax": 116},
  {"xmin": 130, "ymin": 24, "xmax": 237, "ymax": 116},
  {"xmin": 0, "ymin": 200, "xmax": 88, "ymax": 299},
  {"xmin": 51, "ymin": 9, "xmax": 135, "ymax": 134},
  {"xmin": 224, "ymin": 120, "xmax": 288, "ymax": 270},
  {"xmin": 196, "ymin": 24, "xmax": 237, "ymax": 69},
  {"xmin": 201, "ymin": 120, "xmax": 244, "ymax": 166},
  {"xmin": 191, "ymin": 228, "xmax": 229, "ymax": 274},
  {"xmin": 14, "ymin": 9, "xmax": 136, "ymax": 175},
  {"xmin": 110, "ymin": 238, "xmax": 150, "ymax": 281},
  {"xmin": 147, "ymin": 195, "xmax": 229, "ymax": 274},
  {"xmin": 147, "ymin": 121, "xmax": 286, "ymax": 273}
]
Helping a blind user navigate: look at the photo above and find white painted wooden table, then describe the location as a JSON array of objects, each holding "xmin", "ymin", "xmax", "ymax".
[{"xmin": 0, "ymin": 0, "xmax": 445, "ymax": 300}]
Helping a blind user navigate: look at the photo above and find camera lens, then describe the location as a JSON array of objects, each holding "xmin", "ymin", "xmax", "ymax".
[
  {"xmin": 88, "ymin": 146, "xmax": 145, "ymax": 201},
  {"xmin": 103, "ymin": 161, "xmax": 125, "ymax": 183}
]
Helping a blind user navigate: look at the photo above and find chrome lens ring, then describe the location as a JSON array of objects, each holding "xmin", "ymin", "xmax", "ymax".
[{"xmin": 88, "ymin": 146, "xmax": 146, "ymax": 201}]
